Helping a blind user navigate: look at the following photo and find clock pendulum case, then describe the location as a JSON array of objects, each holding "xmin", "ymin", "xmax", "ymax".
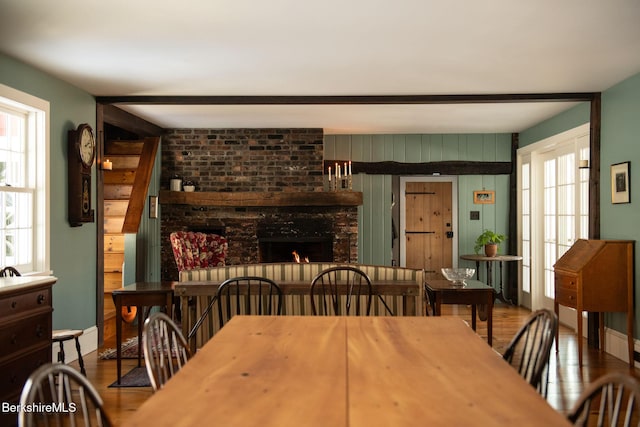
[{"xmin": 68, "ymin": 123, "xmax": 96, "ymax": 226}]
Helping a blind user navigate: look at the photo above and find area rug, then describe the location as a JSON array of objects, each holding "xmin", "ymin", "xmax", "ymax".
[
  {"xmin": 99, "ymin": 336, "xmax": 141, "ymax": 360},
  {"xmin": 108, "ymin": 366, "xmax": 151, "ymax": 388}
]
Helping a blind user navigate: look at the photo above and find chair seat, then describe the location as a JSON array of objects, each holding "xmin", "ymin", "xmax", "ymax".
[
  {"xmin": 52, "ymin": 329, "xmax": 85, "ymax": 375},
  {"xmin": 52, "ymin": 329, "xmax": 83, "ymax": 341}
]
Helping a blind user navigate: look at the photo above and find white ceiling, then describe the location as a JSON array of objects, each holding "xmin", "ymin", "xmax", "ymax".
[{"xmin": 1, "ymin": 0, "xmax": 639, "ymax": 134}]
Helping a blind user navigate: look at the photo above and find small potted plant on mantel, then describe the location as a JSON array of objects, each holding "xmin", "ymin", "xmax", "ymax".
[{"xmin": 474, "ymin": 229, "xmax": 506, "ymax": 257}]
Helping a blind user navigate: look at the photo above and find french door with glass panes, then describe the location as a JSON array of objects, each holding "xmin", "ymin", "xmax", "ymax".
[{"xmin": 518, "ymin": 125, "xmax": 589, "ymax": 329}]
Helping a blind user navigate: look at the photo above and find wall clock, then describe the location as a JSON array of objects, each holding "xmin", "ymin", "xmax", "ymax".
[{"xmin": 68, "ymin": 123, "xmax": 95, "ymax": 226}]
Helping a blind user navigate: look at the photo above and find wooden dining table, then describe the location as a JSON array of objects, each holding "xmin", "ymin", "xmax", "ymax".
[
  {"xmin": 175, "ymin": 279, "xmax": 420, "ymax": 351},
  {"xmin": 124, "ymin": 315, "xmax": 569, "ymax": 427}
]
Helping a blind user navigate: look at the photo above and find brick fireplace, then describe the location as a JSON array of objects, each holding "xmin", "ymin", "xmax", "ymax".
[{"xmin": 160, "ymin": 128, "xmax": 359, "ymax": 281}]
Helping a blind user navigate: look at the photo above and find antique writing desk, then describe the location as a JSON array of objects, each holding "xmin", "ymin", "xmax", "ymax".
[
  {"xmin": 554, "ymin": 239, "xmax": 634, "ymax": 367},
  {"xmin": 124, "ymin": 316, "xmax": 569, "ymax": 427}
]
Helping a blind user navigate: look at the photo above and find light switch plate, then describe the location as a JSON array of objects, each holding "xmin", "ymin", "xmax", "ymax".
[{"xmin": 149, "ymin": 195, "xmax": 158, "ymax": 218}]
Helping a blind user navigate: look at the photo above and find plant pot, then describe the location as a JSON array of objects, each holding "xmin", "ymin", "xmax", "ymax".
[{"xmin": 484, "ymin": 243, "xmax": 498, "ymax": 257}]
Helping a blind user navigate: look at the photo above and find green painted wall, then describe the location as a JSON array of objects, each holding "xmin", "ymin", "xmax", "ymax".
[
  {"xmin": 520, "ymin": 71, "xmax": 640, "ymax": 339},
  {"xmin": 599, "ymin": 72, "xmax": 640, "ymax": 336},
  {"xmin": 519, "ymin": 102, "xmax": 590, "ymax": 147},
  {"xmin": 325, "ymin": 133, "xmax": 511, "ymax": 266},
  {"xmin": 0, "ymin": 53, "xmax": 97, "ymax": 330}
]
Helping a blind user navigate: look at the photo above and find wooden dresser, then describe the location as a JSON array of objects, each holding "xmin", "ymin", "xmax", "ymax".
[
  {"xmin": 0, "ymin": 276, "xmax": 56, "ymax": 427},
  {"xmin": 554, "ymin": 239, "xmax": 634, "ymax": 367}
]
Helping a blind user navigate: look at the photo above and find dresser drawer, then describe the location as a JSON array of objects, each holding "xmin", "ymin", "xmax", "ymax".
[
  {"xmin": 0, "ymin": 313, "xmax": 52, "ymax": 360},
  {"xmin": 555, "ymin": 275, "xmax": 577, "ymax": 307},
  {"xmin": 0, "ymin": 347, "xmax": 50, "ymax": 402},
  {"xmin": 0, "ymin": 287, "xmax": 51, "ymax": 315}
]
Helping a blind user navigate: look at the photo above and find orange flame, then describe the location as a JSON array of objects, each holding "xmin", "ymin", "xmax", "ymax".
[{"xmin": 292, "ymin": 251, "xmax": 310, "ymax": 263}]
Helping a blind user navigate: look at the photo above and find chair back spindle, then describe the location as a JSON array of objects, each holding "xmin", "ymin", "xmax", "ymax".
[
  {"xmin": 503, "ymin": 309, "xmax": 558, "ymax": 396},
  {"xmin": 217, "ymin": 277, "xmax": 283, "ymax": 327},
  {"xmin": 143, "ymin": 312, "xmax": 192, "ymax": 391},
  {"xmin": 310, "ymin": 266, "xmax": 373, "ymax": 316},
  {"xmin": 568, "ymin": 372, "xmax": 640, "ymax": 427},
  {"xmin": 19, "ymin": 363, "xmax": 112, "ymax": 427}
]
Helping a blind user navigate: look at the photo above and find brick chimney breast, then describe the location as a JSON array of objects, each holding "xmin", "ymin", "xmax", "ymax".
[{"xmin": 160, "ymin": 128, "xmax": 357, "ymax": 280}]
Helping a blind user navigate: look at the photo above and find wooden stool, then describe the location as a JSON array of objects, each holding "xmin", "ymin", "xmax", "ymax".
[{"xmin": 52, "ymin": 329, "xmax": 85, "ymax": 375}]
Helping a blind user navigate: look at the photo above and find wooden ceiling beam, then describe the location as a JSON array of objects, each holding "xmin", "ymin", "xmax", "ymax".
[{"xmin": 96, "ymin": 93, "xmax": 599, "ymax": 105}]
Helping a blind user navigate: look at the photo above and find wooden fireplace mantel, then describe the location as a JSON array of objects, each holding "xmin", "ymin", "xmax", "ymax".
[{"xmin": 159, "ymin": 190, "xmax": 363, "ymax": 207}]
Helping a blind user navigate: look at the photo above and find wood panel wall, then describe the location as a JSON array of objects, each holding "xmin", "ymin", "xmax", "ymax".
[{"xmin": 324, "ymin": 134, "xmax": 511, "ymax": 266}]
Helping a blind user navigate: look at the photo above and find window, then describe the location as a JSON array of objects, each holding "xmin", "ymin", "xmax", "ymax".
[
  {"xmin": 0, "ymin": 84, "xmax": 49, "ymax": 274},
  {"xmin": 520, "ymin": 162, "xmax": 531, "ymax": 293}
]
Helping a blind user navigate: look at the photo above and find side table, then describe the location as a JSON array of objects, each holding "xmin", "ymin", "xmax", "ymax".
[
  {"xmin": 460, "ymin": 254, "xmax": 522, "ymax": 304},
  {"xmin": 111, "ymin": 282, "xmax": 175, "ymax": 384},
  {"xmin": 424, "ymin": 279, "xmax": 495, "ymax": 345}
]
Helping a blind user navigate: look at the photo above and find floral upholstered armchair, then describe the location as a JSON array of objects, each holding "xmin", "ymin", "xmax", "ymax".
[{"xmin": 169, "ymin": 231, "xmax": 228, "ymax": 272}]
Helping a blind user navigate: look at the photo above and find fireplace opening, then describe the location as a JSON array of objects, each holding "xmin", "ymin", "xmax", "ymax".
[{"xmin": 259, "ymin": 237, "xmax": 333, "ymax": 263}]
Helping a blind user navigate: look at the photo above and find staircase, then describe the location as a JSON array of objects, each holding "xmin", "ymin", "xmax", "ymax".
[{"xmin": 102, "ymin": 139, "xmax": 158, "ymax": 339}]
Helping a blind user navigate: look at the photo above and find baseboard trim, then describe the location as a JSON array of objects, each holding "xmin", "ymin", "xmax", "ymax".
[{"xmin": 604, "ymin": 327, "xmax": 638, "ymax": 368}]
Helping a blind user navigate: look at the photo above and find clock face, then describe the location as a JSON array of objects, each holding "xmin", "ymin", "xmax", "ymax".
[{"xmin": 79, "ymin": 126, "xmax": 95, "ymax": 167}]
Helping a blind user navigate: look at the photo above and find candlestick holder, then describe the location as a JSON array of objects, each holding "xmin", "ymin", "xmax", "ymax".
[
  {"xmin": 348, "ymin": 175, "xmax": 353, "ymax": 190},
  {"xmin": 327, "ymin": 176, "xmax": 336, "ymax": 192},
  {"xmin": 339, "ymin": 176, "xmax": 347, "ymax": 191}
]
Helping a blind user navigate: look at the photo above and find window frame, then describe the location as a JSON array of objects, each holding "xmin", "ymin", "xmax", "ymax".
[
  {"xmin": 517, "ymin": 123, "xmax": 589, "ymax": 312},
  {"xmin": 0, "ymin": 83, "xmax": 50, "ymax": 275}
]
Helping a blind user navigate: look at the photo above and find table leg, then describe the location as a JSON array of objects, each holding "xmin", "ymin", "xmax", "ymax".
[
  {"xmin": 577, "ymin": 307, "xmax": 583, "ymax": 368},
  {"xmin": 470, "ymin": 305, "xmax": 477, "ymax": 331},
  {"xmin": 402, "ymin": 294, "xmax": 416, "ymax": 316},
  {"xmin": 627, "ymin": 310, "xmax": 635, "ymax": 368},
  {"xmin": 137, "ymin": 305, "xmax": 143, "ymax": 368},
  {"xmin": 494, "ymin": 261, "xmax": 514, "ymax": 304},
  {"xmin": 554, "ymin": 301, "xmax": 560, "ymax": 353},
  {"xmin": 114, "ymin": 295, "xmax": 123, "ymax": 385},
  {"xmin": 434, "ymin": 295, "xmax": 442, "ymax": 316},
  {"xmin": 487, "ymin": 291, "xmax": 494, "ymax": 346},
  {"xmin": 166, "ymin": 293, "xmax": 174, "ymax": 320}
]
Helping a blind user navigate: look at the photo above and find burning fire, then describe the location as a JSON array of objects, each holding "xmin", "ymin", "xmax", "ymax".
[{"xmin": 292, "ymin": 251, "xmax": 310, "ymax": 263}]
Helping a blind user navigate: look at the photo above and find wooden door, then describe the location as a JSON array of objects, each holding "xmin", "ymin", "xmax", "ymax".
[{"xmin": 404, "ymin": 182, "xmax": 453, "ymax": 280}]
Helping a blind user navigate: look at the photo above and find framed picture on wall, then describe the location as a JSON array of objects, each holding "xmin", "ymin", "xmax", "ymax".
[
  {"xmin": 473, "ymin": 190, "xmax": 495, "ymax": 204},
  {"xmin": 611, "ymin": 161, "xmax": 630, "ymax": 204}
]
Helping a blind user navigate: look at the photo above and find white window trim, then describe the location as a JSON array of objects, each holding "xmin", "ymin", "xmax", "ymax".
[{"xmin": 0, "ymin": 83, "xmax": 50, "ymax": 275}]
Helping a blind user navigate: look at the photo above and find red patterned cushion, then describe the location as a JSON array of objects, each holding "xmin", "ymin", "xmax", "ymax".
[{"xmin": 170, "ymin": 231, "xmax": 228, "ymax": 272}]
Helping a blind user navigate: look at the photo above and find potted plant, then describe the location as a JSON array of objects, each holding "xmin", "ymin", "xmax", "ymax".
[{"xmin": 474, "ymin": 229, "xmax": 506, "ymax": 257}]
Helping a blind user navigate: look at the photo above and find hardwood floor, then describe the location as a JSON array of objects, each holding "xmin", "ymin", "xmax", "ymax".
[{"xmin": 67, "ymin": 303, "xmax": 639, "ymax": 426}]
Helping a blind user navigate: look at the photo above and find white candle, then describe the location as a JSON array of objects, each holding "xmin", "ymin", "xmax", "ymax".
[
  {"xmin": 338, "ymin": 164, "xmax": 341, "ymax": 179},
  {"xmin": 328, "ymin": 166, "xmax": 331, "ymax": 181},
  {"xmin": 102, "ymin": 159, "xmax": 113, "ymax": 170},
  {"xmin": 349, "ymin": 161, "xmax": 352, "ymax": 176}
]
